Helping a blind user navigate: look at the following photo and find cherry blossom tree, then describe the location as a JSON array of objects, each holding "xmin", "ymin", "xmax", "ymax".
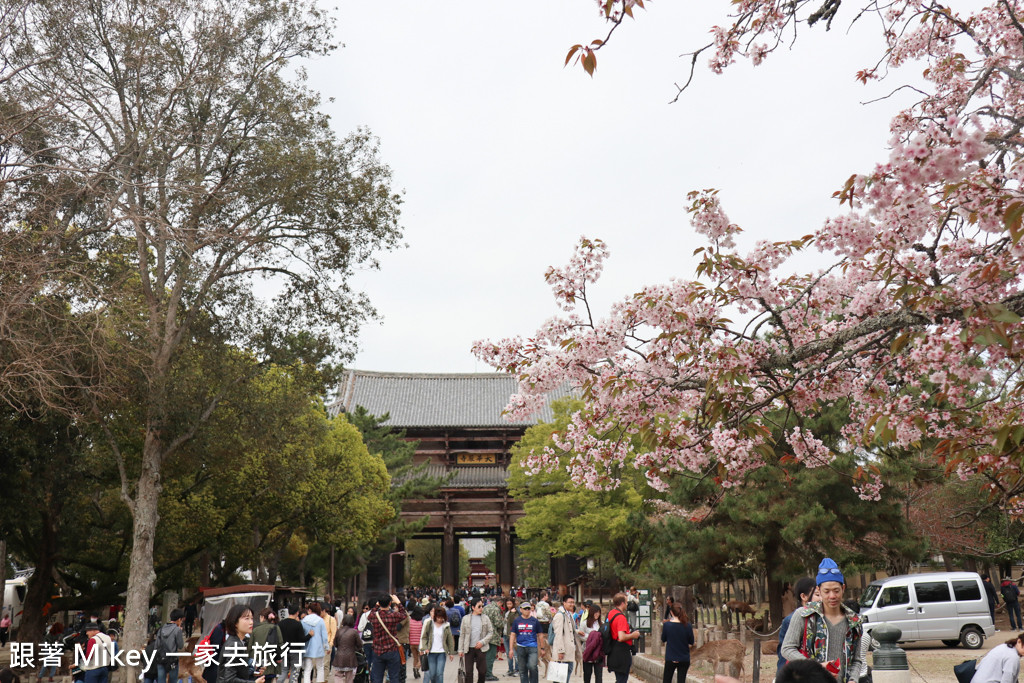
[{"xmin": 477, "ymin": 1, "xmax": 1024, "ymax": 509}]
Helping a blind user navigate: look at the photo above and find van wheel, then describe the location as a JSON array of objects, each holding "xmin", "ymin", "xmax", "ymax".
[
  {"xmin": 941, "ymin": 639, "xmax": 960, "ymax": 647},
  {"xmin": 961, "ymin": 627, "xmax": 984, "ymax": 649}
]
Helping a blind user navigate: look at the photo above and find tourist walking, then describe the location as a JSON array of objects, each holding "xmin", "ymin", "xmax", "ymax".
[
  {"xmin": 369, "ymin": 594, "xmax": 407, "ymax": 683},
  {"xmin": 217, "ymin": 606, "xmax": 265, "ymax": 683},
  {"xmin": 302, "ymin": 603, "xmax": 329, "ymax": 683},
  {"xmin": 155, "ymin": 609, "xmax": 186, "ymax": 683},
  {"xmin": 661, "ymin": 604, "xmax": 694, "ymax": 683},
  {"xmin": 332, "ymin": 614, "xmax": 362, "ymax": 683},
  {"xmin": 0, "ymin": 612, "xmax": 10, "ymax": 647},
  {"xmin": 250, "ymin": 608, "xmax": 284, "ymax": 683},
  {"xmin": 81, "ymin": 622, "xmax": 114, "ymax": 683},
  {"xmin": 780, "ymin": 558, "xmax": 864, "ymax": 683},
  {"xmin": 549, "ymin": 596, "xmax": 582, "ymax": 679},
  {"xmin": 483, "ymin": 598, "xmax": 505, "ymax": 681},
  {"xmin": 605, "ymin": 594, "xmax": 640, "ymax": 683},
  {"xmin": 409, "ymin": 600, "xmax": 426, "ymax": 679},
  {"xmin": 503, "ymin": 599, "xmax": 518, "ymax": 677},
  {"xmin": 37, "ymin": 623, "xmax": 65, "ymax": 683},
  {"xmin": 419, "ymin": 608, "xmax": 455, "ymax": 683},
  {"xmin": 458, "ymin": 599, "xmax": 493, "ymax": 683},
  {"xmin": 580, "ymin": 606, "xmax": 602, "ymax": 683},
  {"xmin": 511, "ymin": 603, "xmax": 541, "ymax": 683},
  {"xmin": 1002, "ymin": 578, "xmax": 1022, "ymax": 631},
  {"xmin": 778, "ymin": 577, "xmax": 819, "ymax": 672},
  {"xmin": 984, "ymin": 576, "xmax": 999, "ymax": 629},
  {"xmin": 278, "ymin": 607, "xmax": 307, "ymax": 683}
]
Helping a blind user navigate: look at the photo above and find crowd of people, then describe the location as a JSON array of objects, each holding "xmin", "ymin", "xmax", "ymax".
[{"xmin": 15, "ymin": 561, "xmax": 1024, "ymax": 683}]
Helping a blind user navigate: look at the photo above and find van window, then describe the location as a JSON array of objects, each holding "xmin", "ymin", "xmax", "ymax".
[
  {"xmin": 952, "ymin": 580, "xmax": 982, "ymax": 601},
  {"xmin": 15, "ymin": 586, "xmax": 25, "ymax": 602},
  {"xmin": 860, "ymin": 585, "xmax": 880, "ymax": 607},
  {"xmin": 878, "ymin": 585, "xmax": 910, "ymax": 607},
  {"xmin": 915, "ymin": 581, "xmax": 952, "ymax": 603}
]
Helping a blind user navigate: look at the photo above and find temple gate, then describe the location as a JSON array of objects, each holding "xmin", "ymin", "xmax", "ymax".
[{"xmin": 328, "ymin": 370, "xmax": 573, "ymax": 593}]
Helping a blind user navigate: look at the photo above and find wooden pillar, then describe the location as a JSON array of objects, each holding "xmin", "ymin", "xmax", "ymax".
[
  {"xmin": 393, "ymin": 540, "xmax": 406, "ymax": 591},
  {"xmin": 442, "ymin": 522, "xmax": 458, "ymax": 592},
  {"xmin": 498, "ymin": 526, "xmax": 514, "ymax": 593}
]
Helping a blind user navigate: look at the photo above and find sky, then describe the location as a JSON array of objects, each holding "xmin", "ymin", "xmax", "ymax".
[{"xmin": 307, "ymin": 1, "xmax": 914, "ymax": 374}]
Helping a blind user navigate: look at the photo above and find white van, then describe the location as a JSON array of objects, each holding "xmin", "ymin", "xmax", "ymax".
[
  {"xmin": 3, "ymin": 575, "xmax": 28, "ymax": 633},
  {"xmin": 859, "ymin": 571, "xmax": 995, "ymax": 649}
]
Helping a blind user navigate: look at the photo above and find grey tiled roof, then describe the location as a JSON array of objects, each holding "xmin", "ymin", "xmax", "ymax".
[
  {"xmin": 327, "ymin": 370, "xmax": 574, "ymax": 428},
  {"xmin": 422, "ymin": 465, "xmax": 510, "ymax": 488}
]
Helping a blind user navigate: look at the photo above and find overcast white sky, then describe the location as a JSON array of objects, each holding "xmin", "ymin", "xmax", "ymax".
[{"xmin": 308, "ymin": 1, "xmax": 912, "ymax": 374}]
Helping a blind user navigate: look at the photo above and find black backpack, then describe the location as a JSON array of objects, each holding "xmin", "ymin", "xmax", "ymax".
[
  {"xmin": 154, "ymin": 625, "xmax": 177, "ymax": 666},
  {"xmin": 601, "ymin": 610, "xmax": 622, "ymax": 656}
]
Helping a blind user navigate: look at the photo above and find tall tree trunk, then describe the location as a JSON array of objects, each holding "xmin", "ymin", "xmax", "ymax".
[
  {"xmin": 764, "ymin": 537, "xmax": 784, "ymax": 628},
  {"xmin": 123, "ymin": 449, "xmax": 162, "ymax": 678},
  {"xmin": 0, "ymin": 538, "xmax": 7, "ymax": 616},
  {"xmin": 18, "ymin": 511, "xmax": 60, "ymax": 643}
]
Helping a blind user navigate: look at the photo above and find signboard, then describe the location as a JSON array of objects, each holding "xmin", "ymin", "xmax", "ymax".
[
  {"xmin": 637, "ymin": 588, "xmax": 652, "ymax": 633},
  {"xmin": 456, "ymin": 453, "xmax": 496, "ymax": 465}
]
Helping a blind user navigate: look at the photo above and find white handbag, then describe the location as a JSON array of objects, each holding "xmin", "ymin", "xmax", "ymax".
[{"xmin": 546, "ymin": 661, "xmax": 570, "ymax": 683}]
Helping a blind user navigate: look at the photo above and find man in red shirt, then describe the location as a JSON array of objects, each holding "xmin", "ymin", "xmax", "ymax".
[
  {"xmin": 369, "ymin": 594, "xmax": 407, "ymax": 683},
  {"xmin": 605, "ymin": 594, "xmax": 639, "ymax": 683}
]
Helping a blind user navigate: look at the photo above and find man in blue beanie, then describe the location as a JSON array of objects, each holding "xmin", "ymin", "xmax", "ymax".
[{"xmin": 779, "ymin": 558, "xmax": 864, "ymax": 683}]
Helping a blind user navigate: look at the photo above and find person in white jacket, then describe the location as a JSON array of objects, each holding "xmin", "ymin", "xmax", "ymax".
[{"xmin": 548, "ymin": 597, "xmax": 582, "ymax": 681}]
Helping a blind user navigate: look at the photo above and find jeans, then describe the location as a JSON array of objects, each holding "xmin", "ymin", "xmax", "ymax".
[
  {"xmin": 1009, "ymin": 601, "xmax": 1022, "ymax": 630},
  {"xmin": 612, "ymin": 672, "xmax": 629, "ymax": 683},
  {"xmin": 363, "ymin": 644, "xmax": 376, "ymax": 670},
  {"xmin": 84, "ymin": 669, "xmax": 109, "ymax": 683},
  {"xmin": 582, "ymin": 662, "xmax": 601, "ymax": 683},
  {"xmin": 515, "ymin": 646, "xmax": 537, "ymax": 683},
  {"xmin": 663, "ymin": 662, "xmax": 689, "ymax": 683},
  {"xmin": 370, "ymin": 649, "xmax": 401, "ymax": 683},
  {"xmin": 157, "ymin": 663, "xmax": 179, "ymax": 683},
  {"xmin": 282, "ymin": 663, "xmax": 302, "ymax": 683},
  {"xmin": 504, "ymin": 638, "xmax": 515, "ymax": 673},
  {"xmin": 425, "ymin": 653, "xmax": 446, "ymax": 683}
]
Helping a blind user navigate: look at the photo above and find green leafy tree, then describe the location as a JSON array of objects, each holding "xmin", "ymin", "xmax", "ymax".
[
  {"xmin": 344, "ymin": 407, "xmax": 450, "ymax": 591},
  {"xmin": 0, "ymin": 0, "xmax": 402, "ymax": 656},
  {"xmin": 509, "ymin": 399, "xmax": 659, "ymax": 586}
]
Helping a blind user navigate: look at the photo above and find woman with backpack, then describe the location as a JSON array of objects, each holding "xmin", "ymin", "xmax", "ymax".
[
  {"xmin": 355, "ymin": 603, "xmax": 375, "ymax": 671},
  {"xmin": 580, "ymin": 606, "xmax": 603, "ymax": 683}
]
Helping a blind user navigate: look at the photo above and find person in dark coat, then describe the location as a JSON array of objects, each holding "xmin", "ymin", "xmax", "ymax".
[
  {"xmin": 203, "ymin": 622, "xmax": 227, "ymax": 683},
  {"xmin": 332, "ymin": 614, "xmax": 362, "ymax": 683},
  {"xmin": 983, "ymin": 576, "xmax": 999, "ymax": 628},
  {"xmin": 217, "ymin": 605, "xmax": 265, "ymax": 683}
]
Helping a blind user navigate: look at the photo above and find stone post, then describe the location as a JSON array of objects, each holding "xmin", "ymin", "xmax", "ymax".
[{"xmin": 871, "ymin": 624, "xmax": 911, "ymax": 683}]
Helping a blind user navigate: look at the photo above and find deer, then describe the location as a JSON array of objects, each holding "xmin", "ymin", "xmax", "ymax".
[
  {"xmin": 690, "ymin": 639, "xmax": 746, "ymax": 679},
  {"xmin": 724, "ymin": 599, "xmax": 756, "ymax": 615},
  {"xmin": 178, "ymin": 636, "xmax": 205, "ymax": 682}
]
